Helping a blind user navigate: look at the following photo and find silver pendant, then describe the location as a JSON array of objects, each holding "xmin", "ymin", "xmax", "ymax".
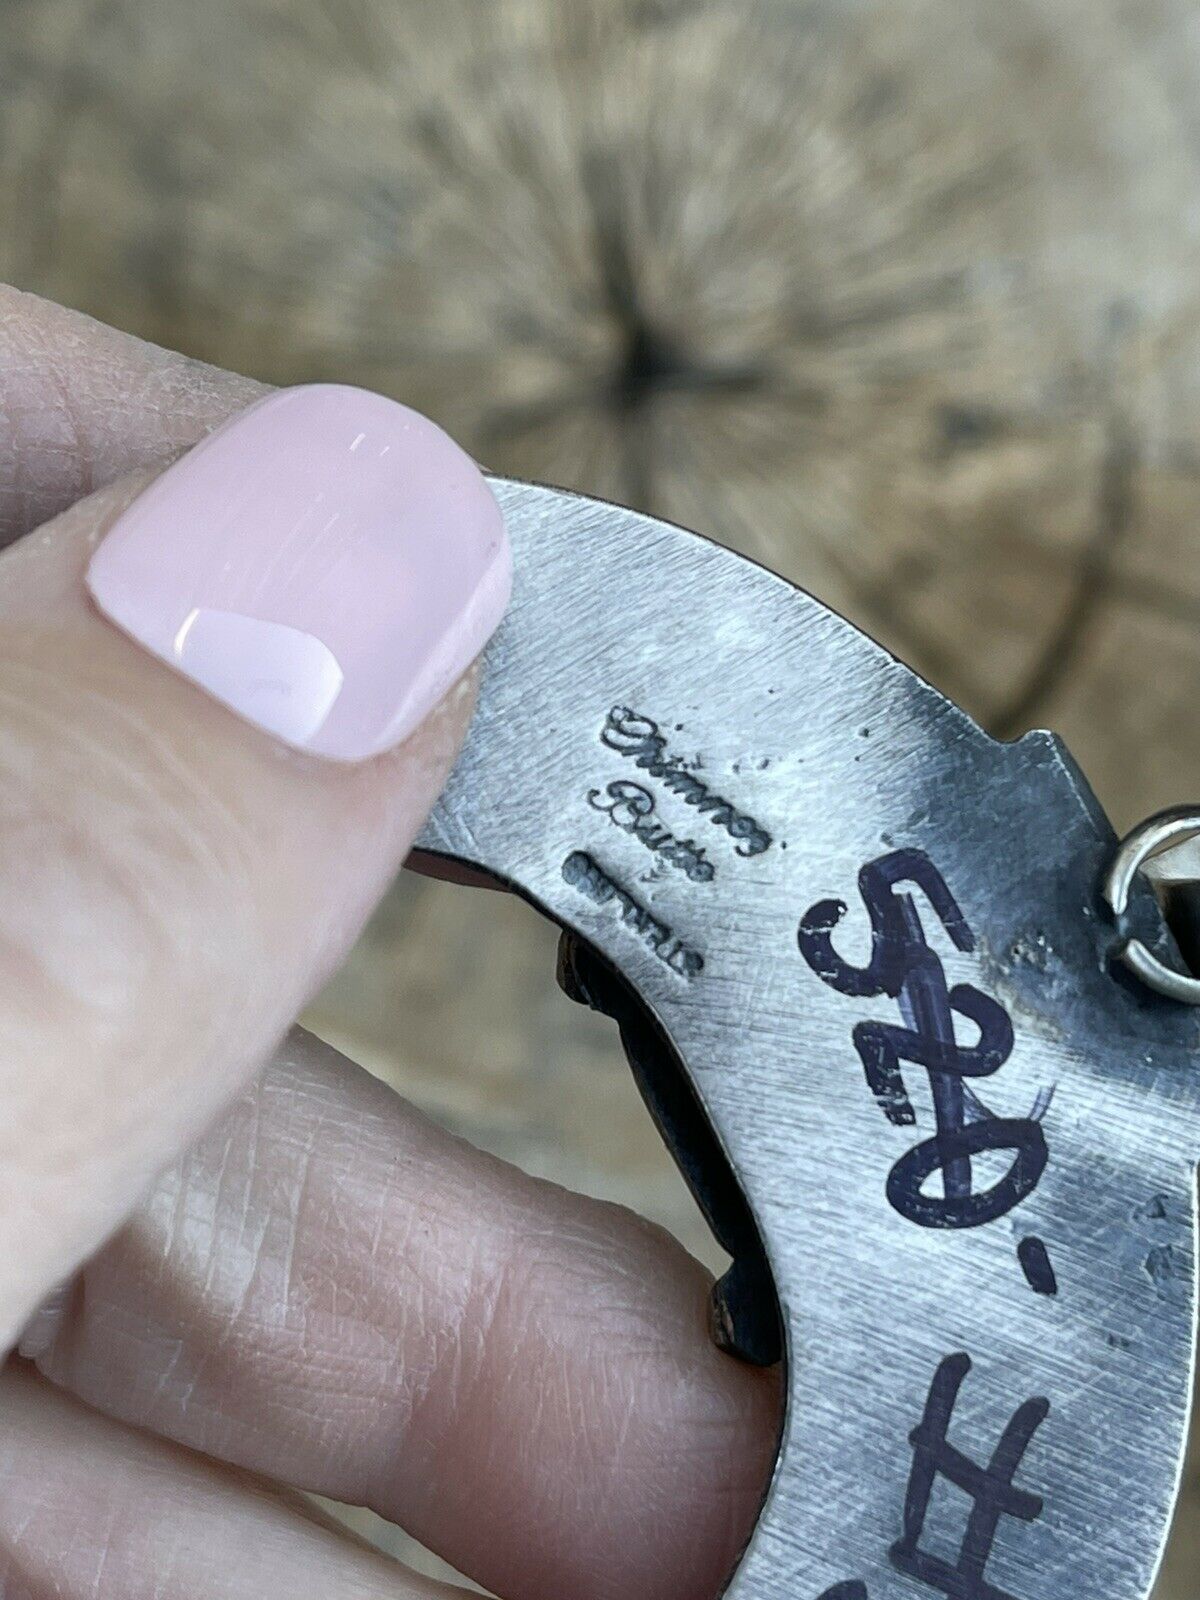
[{"xmin": 416, "ymin": 479, "xmax": 1198, "ymax": 1600}]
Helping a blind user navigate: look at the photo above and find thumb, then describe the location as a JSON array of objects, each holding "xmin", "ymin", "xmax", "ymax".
[{"xmin": 0, "ymin": 380, "xmax": 509, "ymax": 1346}]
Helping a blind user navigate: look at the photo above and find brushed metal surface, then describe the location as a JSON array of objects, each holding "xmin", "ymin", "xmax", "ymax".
[{"xmin": 417, "ymin": 479, "xmax": 1199, "ymax": 1600}]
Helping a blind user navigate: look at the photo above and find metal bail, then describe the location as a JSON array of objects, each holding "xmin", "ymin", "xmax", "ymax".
[{"xmin": 1103, "ymin": 805, "xmax": 1200, "ymax": 1002}]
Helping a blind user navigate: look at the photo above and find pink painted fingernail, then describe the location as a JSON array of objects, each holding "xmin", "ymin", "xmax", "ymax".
[{"xmin": 87, "ymin": 385, "xmax": 511, "ymax": 761}]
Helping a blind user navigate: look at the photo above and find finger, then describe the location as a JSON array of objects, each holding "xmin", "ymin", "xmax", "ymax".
[
  {"xmin": 0, "ymin": 286, "xmax": 503, "ymax": 896},
  {"xmin": 0, "ymin": 281, "xmax": 268, "ymax": 544},
  {"xmin": 0, "ymin": 1365, "xmax": 468, "ymax": 1599},
  {"xmin": 0, "ymin": 383, "xmax": 509, "ymax": 1345},
  {"xmin": 26, "ymin": 1028, "xmax": 782, "ymax": 1600}
]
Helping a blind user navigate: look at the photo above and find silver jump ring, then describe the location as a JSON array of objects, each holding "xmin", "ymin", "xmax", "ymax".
[{"xmin": 1103, "ymin": 806, "xmax": 1200, "ymax": 1004}]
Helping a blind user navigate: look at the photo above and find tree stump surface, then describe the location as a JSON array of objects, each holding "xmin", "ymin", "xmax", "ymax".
[{"xmin": 2, "ymin": 2, "xmax": 1198, "ymax": 1592}]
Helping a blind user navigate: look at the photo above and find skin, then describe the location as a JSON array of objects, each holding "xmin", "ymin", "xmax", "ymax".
[{"xmin": 0, "ymin": 283, "xmax": 781, "ymax": 1600}]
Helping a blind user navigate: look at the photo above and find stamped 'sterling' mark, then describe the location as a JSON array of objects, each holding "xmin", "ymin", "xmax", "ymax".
[{"xmin": 562, "ymin": 851, "xmax": 704, "ymax": 978}]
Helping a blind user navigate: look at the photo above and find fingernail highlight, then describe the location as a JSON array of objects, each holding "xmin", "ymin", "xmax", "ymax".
[{"xmin": 87, "ymin": 385, "xmax": 511, "ymax": 760}]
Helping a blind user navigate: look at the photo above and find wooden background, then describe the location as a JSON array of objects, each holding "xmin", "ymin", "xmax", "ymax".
[{"xmin": 1, "ymin": 0, "xmax": 1197, "ymax": 1591}]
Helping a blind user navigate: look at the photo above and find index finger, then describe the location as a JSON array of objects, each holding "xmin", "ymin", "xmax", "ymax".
[
  {"xmin": 27, "ymin": 1028, "xmax": 783, "ymax": 1600},
  {"xmin": 0, "ymin": 282, "xmax": 267, "ymax": 543}
]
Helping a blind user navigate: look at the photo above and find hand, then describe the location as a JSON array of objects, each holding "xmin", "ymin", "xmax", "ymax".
[{"xmin": 0, "ymin": 285, "xmax": 780, "ymax": 1599}]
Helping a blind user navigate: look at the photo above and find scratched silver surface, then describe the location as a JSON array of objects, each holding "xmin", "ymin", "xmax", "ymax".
[{"xmin": 417, "ymin": 479, "xmax": 1200, "ymax": 1600}]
